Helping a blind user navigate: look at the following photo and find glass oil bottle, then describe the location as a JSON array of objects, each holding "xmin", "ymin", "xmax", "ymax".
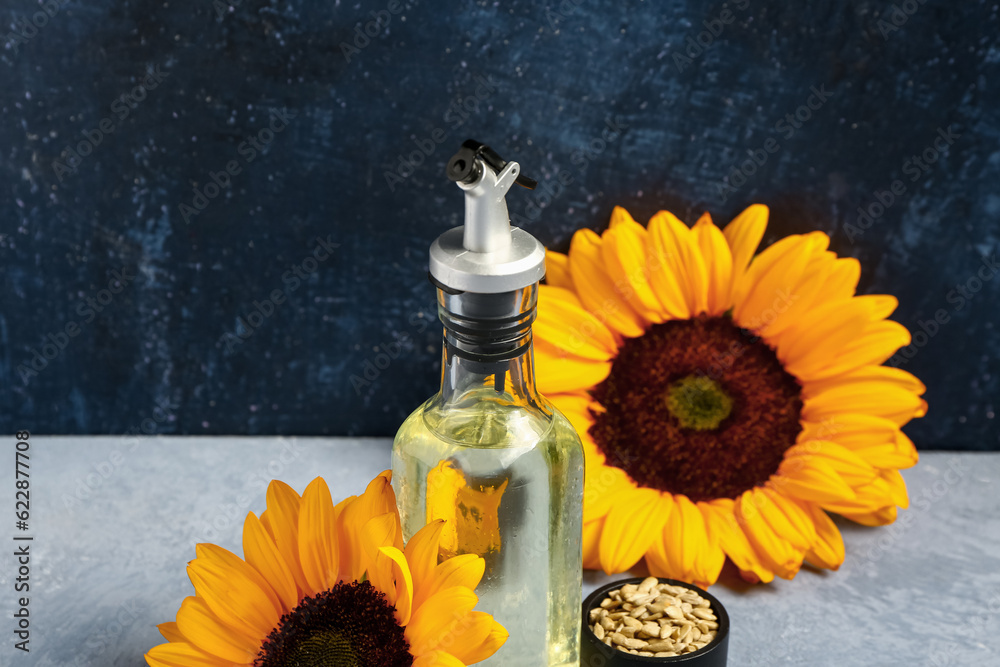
[{"xmin": 391, "ymin": 140, "xmax": 584, "ymax": 666}]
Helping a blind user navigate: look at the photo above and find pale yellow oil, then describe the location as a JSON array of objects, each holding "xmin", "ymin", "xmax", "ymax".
[{"xmin": 392, "ymin": 388, "xmax": 584, "ymax": 666}]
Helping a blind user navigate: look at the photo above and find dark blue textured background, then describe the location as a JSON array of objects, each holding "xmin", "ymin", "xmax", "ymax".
[{"xmin": 1, "ymin": 0, "xmax": 997, "ymax": 448}]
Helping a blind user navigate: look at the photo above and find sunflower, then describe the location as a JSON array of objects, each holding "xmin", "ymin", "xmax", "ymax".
[
  {"xmin": 534, "ymin": 205, "xmax": 926, "ymax": 586},
  {"xmin": 145, "ymin": 472, "xmax": 507, "ymax": 667}
]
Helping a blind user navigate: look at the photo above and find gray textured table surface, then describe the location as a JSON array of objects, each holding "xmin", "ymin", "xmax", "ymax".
[{"xmin": 0, "ymin": 438, "xmax": 997, "ymax": 666}]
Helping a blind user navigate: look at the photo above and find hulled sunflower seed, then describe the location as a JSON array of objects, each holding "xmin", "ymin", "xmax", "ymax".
[
  {"xmin": 641, "ymin": 621, "xmax": 660, "ymax": 637},
  {"xmin": 665, "ymin": 605, "xmax": 684, "ymax": 620},
  {"xmin": 646, "ymin": 640, "xmax": 675, "ymax": 652},
  {"xmin": 639, "ymin": 576, "xmax": 659, "ymax": 593},
  {"xmin": 612, "ymin": 633, "xmax": 648, "ymax": 650}
]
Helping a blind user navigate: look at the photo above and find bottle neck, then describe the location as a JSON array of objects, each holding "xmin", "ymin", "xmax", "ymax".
[{"xmin": 436, "ymin": 284, "xmax": 541, "ymax": 407}]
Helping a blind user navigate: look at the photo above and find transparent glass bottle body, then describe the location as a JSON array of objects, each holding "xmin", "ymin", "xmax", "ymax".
[{"xmin": 391, "ymin": 288, "xmax": 584, "ymax": 667}]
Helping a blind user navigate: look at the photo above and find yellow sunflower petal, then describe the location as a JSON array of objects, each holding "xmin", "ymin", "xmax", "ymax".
[
  {"xmin": 796, "ymin": 321, "xmax": 912, "ymax": 381},
  {"xmin": 820, "ymin": 476, "xmax": 896, "ymax": 523},
  {"xmin": 188, "ymin": 544, "xmax": 281, "ymax": 639},
  {"xmin": 800, "ymin": 501, "xmax": 845, "ymax": 570},
  {"xmin": 599, "ymin": 488, "xmax": 671, "ymax": 573},
  {"xmin": 404, "ymin": 519, "xmax": 445, "ymax": 601},
  {"xmin": 652, "ymin": 494, "xmax": 712, "ymax": 583},
  {"xmin": 746, "ymin": 487, "xmax": 812, "ymax": 550},
  {"xmin": 772, "ymin": 452, "xmax": 856, "ymax": 503},
  {"xmin": 405, "ymin": 586, "xmax": 479, "ymax": 656},
  {"xmin": 441, "ymin": 611, "xmax": 503, "ymax": 665},
  {"xmin": 776, "ymin": 299, "xmax": 874, "ymax": 378},
  {"xmin": 840, "ymin": 436, "xmax": 916, "ymax": 469},
  {"xmin": 541, "ymin": 284, "xmax": 584, "ymax": 308},
  {"xmin": 649, "ymin": 494, "xmax": 725, "ymax": 586},
  {"xmin": 339, "ymin": 473, "xmax": 401, "ymax": 581},
  {"xmin": 536, "ymin": 284, "xmax": 618, "ymax": 360},
  {"xmin": 361, "ymin": 511, "xmax": 402, "ymax": 564},
  {"xmin": 578, "ymin": 430, "xmax": 620, "ymax": 480},
  {"xmin": 360, "ymin": 512, "xmax": 403, "ymax": 604},
  {"xmin": 766, "ymin": 255, "xmax": 860, "ymax": 338},
  {"xmin": 601, "ymin": 212, "xmax": 669, "ymax": 322},
  {"xmin": 758, "ymin": 487, "xmax": 818, "ymax": 549},
  {"xmin": 879, "ymin": 469, "xmax": 910, "ymax": 509},
  {"xmin": 648, "ymin": 210, "xmax": 709, "ymax": 315},
  {"xmin": 582, "ymin": 459, "xmax": 636, "ymax": 522},
  {"xmin": 182, "ymin": 567, "xmax": 264, "ymax": 645},
  {"xmin": 801, "ymin": 414, "xmax": 919, "ymax": 470},
  {"xmin": 696, "ymin": 532, "xmax": 727, "ymax": 589},
  {"xmin": 694, "ymin": 213, "xmax": 734, "ymax": 315},
  {"xmin": 412, "ymin": 650, "xmax": 467, "ymax": 667},
  {"xmin": 803, "ymin": 365, "xmax": 926, "ymax": 399},
  {"xmin": 890, "ymin": 430, "xmax": 920, "ymax": 469},
  {"xmin": 582, "ymin": 514, "xmax": 605, "ymax": 570},
  {"xmin": 584, "ymin": 474, "xmax": 636, "ymax": 524},
  {"xmin": 369, "ymin": 472, "xmax": 401, "ymax": 542},
  {"xmin": 145, "ymin": 642, "xmax": 231, "ymax": 667},
  {"xmin": 415, "ymin": 554, "xmax": 486, "ymax": 610},
  {"xmin": 261, "ymin": 480, "xmax": 310, "ymax": 596},
  {"xmin": 456, "ymin": 618, "xmax": 508, "ymax": 665},
  {"xmin": 544, "ymin": 250, "xmax": 574, "ymax": 290},
  {"xmin": 734, "ymin": 233, "xmax": 822, "ymax": 332},
  {"xmin": 332, "ymin": 494, "xmax": 356, "ymax": 578},
  {"xmin": 534, "ymin": 338, "xmax": 612, "ymax": 394},
  {"xmin": 643, "ymin": 517, "xmax": 673, "ymax": 580},
  {"xmin": 569, "ymin": 228, "xmax": 647, "ymax": 337},
  {"xmin": 609, "ymin": 204, "xmax": 637, "ymax": 229},
  {"xmin": 736, "ymin": 489, "xmax": 804, "ymax": 580},
  {"xmin": 799, "ymin": 413, "xmax": 893, "ymax": 442},
  {"xmin": 580, "ymin": 434, "xmax": 610, "ymax": 471},
  {"xmin": 759, "ymin": 251, "xmax": 837, "ymax": 338},
  {"xmin": 854, "ymin": 294, "xmax": 899, "ymax": 320},
  {"xmin": 298, "ymin": 477, "xmax": 340, "ymax": 593},
  {"xmin": 376, "ymin": 545, "xmax": 414, "ymax": 626},
  {"xmin": 803, "ymin": 381, "xmax": 928, "ymax": 426},
  {"xmin": 645, "ymin": 213, "xmax": 693, "ymax": 320},
  {"xmin": 783, "ymin": 441, "xmax": 878, "ymax": 486},
  {"xmin": 838, "ymin": 505, "xmax": 898, "ymax": 526},
  {"xmin": 176, "ymin": 596, "xmax": 260, "ymax": 664},
  {"xmin": 722, "ymin": 203, "xmax": 768, "ymax": 282},
  {"xmin": 548, "ymin": 393, "xmax": 594, "ymax": 431},
  {"xmin": 701, "ymin": 499, "xmax": 774, "ymax": 584},
  {"xmin": 157, "ymin": 622, "xmax": 186, "ymax": 643},
  {"xmin": 434, "ymin": 554, "xmax": 486, "ymax": 594},
  {"xmin": 823, "ymin": 257, "xmax": 861, "ymax": 299},
  {"xmin": 243, "ymin": 513, "xmax": 297, "ymax": 612}
]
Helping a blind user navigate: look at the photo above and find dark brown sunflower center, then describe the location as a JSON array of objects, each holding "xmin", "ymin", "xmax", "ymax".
[
  {"xmin": 589, "ymin": 315, "xmax": 803, "ymax": 502},
  {"xmin": 255, "ymin": 580, "xmax": 412, "ymax": 667}
]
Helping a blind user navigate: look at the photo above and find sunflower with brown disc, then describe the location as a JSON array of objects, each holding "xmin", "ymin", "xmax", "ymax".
[
  {"xmin": 534, "ymin": 204, "xmax": 926, "ymax": 586},
  {"xmin": 145, "ymin": 472, "xmax": 506, "ymax": 667}
]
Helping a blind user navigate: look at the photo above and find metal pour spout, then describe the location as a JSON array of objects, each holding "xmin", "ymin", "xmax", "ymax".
[
  {"xmin": 430, "ymin": 139, "xmax": 546, "ymax": 295},
  {"xmin": 446, "ymin": 139, "xmax": 538, "ymax": 254}
]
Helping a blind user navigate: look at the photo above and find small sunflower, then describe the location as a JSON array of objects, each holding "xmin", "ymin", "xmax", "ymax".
[
  {"xmin": 145, "ymin": 472, "xmax": 507, "ymax": 667},
  {"xmin": 535, "ymin": 205, "xmax": 926, "ymax": 586}
]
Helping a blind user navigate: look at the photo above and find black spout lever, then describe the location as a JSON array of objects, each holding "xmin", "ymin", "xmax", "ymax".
[{"xmin": 446, "ymin": 139, "xmax": 538, "ymax": 190}]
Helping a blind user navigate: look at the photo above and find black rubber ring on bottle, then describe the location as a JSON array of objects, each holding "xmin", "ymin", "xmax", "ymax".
[{"xmin": 445, "ymin": 339, "xmax": 532, "ymax": 364}]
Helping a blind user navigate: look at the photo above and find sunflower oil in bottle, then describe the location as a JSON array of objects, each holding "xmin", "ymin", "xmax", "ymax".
[{"xmin": 391, "ymin": 141, "xmax": 584, "ymax": 667}]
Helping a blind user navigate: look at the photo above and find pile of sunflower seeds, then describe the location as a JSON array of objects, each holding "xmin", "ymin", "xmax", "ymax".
[{"xmin": 588, "ymin": 577, "xmax": 719, "ymax": 658}]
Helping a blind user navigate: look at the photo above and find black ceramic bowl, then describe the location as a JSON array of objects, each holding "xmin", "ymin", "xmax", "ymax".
[{"xmin": 581, "ymin": 577, "xmax": 730, "ymax": 667}]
